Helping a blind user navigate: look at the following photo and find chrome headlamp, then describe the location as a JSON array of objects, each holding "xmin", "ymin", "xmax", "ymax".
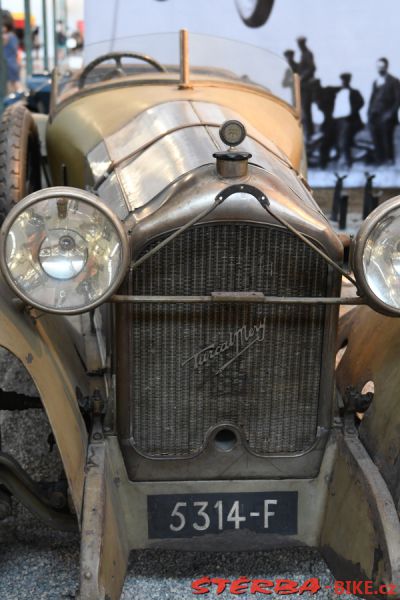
[
  {"xmin": 0, "ymin": 187, "xmax": 129, "ymax": 314},
  {"xmin": 354, "ymin": 196, "xmax": 400, "ymax": 316}
]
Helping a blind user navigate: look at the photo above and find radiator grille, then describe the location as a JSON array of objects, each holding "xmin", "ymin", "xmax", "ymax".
[{"xmin": 126, "ymin": 223, "xmax": 328, "ymax": 457}]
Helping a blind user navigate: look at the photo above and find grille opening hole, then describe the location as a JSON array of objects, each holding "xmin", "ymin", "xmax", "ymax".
[{"xmin": 214, "ymin": 429, "xmax": 237, "ymax": 452}]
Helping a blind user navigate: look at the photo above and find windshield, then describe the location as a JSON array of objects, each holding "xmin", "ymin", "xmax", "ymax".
[{"xmin": 57, "ymin": 32, "xmax": 295, "ymax": 107}]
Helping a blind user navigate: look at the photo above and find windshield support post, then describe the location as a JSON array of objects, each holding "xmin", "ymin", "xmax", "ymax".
[{"xmin": 179, "ymin": 29, "xmax": 192, "ymax": 90}]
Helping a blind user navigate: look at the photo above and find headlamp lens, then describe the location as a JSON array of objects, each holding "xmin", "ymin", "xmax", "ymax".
[
  {"xmin": 362, "ymin": 209, "xmax": 400, "ymax": 310},
  {"xmin": 1, "ymin": 189, "xmax": 128, "ymax": 313}
]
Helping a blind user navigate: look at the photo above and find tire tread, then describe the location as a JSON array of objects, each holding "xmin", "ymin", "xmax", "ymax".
[{"xmin": 0, "ymin": 103, "xmax": 41, "ymax": 222}]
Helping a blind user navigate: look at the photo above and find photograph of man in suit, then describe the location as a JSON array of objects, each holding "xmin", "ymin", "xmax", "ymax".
[
  {"xmin": 368, "ymin": 58, "xmax": 400, "ymax": 165},
  {"xmin": 297, "ymin": 36, "xmax": 316, "ymax": 140},
  {"xmin": 313, "ymin": 74, "xmax": 364, "ymax": 169},
  {"xmin": 332, "ymin": 73, "xmax": 364, "ymax": 168}
]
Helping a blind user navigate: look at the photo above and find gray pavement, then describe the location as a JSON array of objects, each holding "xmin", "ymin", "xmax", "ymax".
[{"xmin": 0, "ymin": 512, "xmax": 353, "ymax": 600}]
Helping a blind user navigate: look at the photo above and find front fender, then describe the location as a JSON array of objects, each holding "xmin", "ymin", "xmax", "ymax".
[
  {"xmin": 0, "ymin": 274, "xmax": 88, "ymax": 518},
  {"xmin": 337, "ymin": 305, "xmax": 400, "ymax": 513}
]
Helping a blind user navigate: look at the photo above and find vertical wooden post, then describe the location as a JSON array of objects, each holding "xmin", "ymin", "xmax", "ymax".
[
  {"xmin": 179, "ymin": 29, "xmax": 191, "ymax": 90},
  {"xmin": 294, "ymin": 73, "xmax": 302, "ymax": 121}
]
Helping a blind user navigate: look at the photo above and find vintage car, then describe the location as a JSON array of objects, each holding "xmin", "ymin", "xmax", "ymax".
[{"xmin": 0, "ymin": 30, "xmax": 399, "ymax": 600}]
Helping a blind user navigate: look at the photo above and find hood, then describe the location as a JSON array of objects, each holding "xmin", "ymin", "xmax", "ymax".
[{"xmin": 87, "ymin": 99, "xmax": 309, "ymax": 218}]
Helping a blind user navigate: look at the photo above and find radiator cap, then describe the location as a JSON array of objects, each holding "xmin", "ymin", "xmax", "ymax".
[{"xmin": 213, "ymin": 151, "xmax": 252, "ymax": 178}]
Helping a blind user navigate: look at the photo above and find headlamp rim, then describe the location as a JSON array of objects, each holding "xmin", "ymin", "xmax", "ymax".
[
  {"xmin": 0, "ymin": 186, "xmax": 130, "ymax": 315},
  {"xmin": 353, "ymin": 195, "xmax": 400, "ymax": 317}
]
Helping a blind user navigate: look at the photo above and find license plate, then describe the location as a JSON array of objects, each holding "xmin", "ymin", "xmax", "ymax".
[{"xmin": 147, "ymin": 492, "xmax": 297, "ymax": 539}]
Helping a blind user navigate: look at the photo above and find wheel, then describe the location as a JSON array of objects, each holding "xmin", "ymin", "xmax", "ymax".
[
  {"xmin": 0, "ymin": 104, "xmax": 41, "ymax": 223},
  {"xmin": 235, "ymin": 0, "xmax": 274, "ymax": 27}
]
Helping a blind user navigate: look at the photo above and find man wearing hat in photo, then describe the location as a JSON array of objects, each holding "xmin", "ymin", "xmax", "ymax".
[
  {"xmin": 368, "ymin": 58, "xmax": 400, "ymax": 165},
  {"xmin": 297, "ymin": 36, "xmax": 316, "ymax": 139},
  {"xmin": 331, "ymin": 72, "xmax": 364, "ymax": 168}
]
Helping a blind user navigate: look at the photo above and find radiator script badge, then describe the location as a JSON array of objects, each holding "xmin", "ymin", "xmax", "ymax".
[{"xmin": 182, "ymin": 317, "xmax": 267, "ymax": 374}]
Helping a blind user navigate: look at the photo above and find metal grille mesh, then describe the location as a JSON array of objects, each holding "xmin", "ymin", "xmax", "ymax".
[{"xmin": 127, "ymin": 223, "xmax": 328, "ymax": 457}]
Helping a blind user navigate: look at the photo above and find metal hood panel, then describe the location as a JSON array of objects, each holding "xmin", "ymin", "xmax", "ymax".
[
  {"xmin": 118, "ymin": 126, "xmax": 218, "ymax": 211},
  {"xmin": 91, "ymin": 99, "xmax": 288, "ymax": 165},
  {"xmin": 88, "ymin": 100, "xmax": 316, "ymax": 218}
]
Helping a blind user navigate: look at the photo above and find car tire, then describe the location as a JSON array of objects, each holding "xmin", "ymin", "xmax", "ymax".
[
  {"xmin": 0, "ymin": 103, "xmax": 41, "ymax": 223},
  {"xmin": 235, "ymin": 0, "xmax": 274, "ymax": 27}
]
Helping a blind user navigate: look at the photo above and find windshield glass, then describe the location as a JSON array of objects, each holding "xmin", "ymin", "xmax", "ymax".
[
  {"xmin": 57, "ymin": 32, "xmax": 294, "ymax": 107},
  {"xmin": 189, "ymin": 33, "xmax": 294, "ymax": 105}
]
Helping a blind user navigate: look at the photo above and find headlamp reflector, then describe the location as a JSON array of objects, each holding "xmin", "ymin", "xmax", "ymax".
[{"xmin": 0, "ymin": 187, "xmax": 129, "ymax": 314}]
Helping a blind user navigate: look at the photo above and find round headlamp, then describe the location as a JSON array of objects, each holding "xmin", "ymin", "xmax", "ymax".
[
  {"xmin": 354, "ymin": 196, "xmax": 400, "ymax": 316},
  {"xmin": 0, "ymin": 187, "xmax": 129, "ymax": 314}
]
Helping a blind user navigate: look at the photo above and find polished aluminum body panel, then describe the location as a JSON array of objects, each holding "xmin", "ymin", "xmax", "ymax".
[
  {"xmin": 89, "ymin": 99, "xmax": 287, "ymax": 166},
  {"xmin": 88, "ymin": 100, "xmax": 317, "ymax": 220},
  {"xmin": 119, "ymin": 126, "xmax": 217, "ymax": 211}
]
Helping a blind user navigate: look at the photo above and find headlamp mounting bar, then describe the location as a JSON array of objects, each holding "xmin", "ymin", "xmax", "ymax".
[{"xmin": 110, "ymin": 293, "xmax": 364, "ymax": 306}]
